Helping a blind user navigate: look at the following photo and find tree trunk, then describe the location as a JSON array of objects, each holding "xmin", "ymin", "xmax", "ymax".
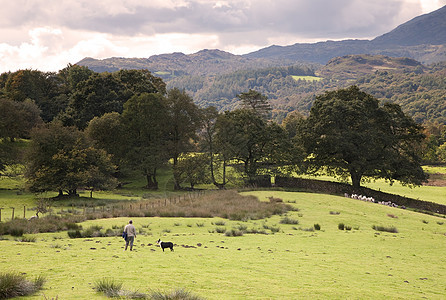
[{"xmin": 351, "ymin": 171, "xmax": 362, "ymax": 190}]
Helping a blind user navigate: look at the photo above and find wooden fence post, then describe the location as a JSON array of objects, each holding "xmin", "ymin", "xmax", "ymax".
[
  {"xmin": 0, "ymin": 207, "xmax": 3, "ymax": 222},
  {"xmin": 23, "ymin": 206, "xmax": 26, "ymax": 219},
  {"xmin": 10, "ymin": 207, "xmax": 15, "ymax": 220}
]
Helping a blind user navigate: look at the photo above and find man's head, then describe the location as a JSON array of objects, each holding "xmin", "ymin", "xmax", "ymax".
[{"xmin": 129, "ymin": 220, "xmax": 133, "ymax": 224}]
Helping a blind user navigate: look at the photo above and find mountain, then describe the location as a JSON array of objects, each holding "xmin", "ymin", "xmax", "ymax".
[
  {"xmin": 372, "ymin": 5, "xmax": 446, "ymax": 46},
  {"xmin": 246, "ymin": 5, "xmax": 446, "ymax": 64},
  {"xmin": 78, "ymin": 5, "xmax": 446, "ymax": 74}
]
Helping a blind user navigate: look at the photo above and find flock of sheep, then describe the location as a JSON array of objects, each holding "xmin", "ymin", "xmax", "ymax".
[{"xmin": 344, "ymin": 193, "xmax": 405, "ymax": 209}]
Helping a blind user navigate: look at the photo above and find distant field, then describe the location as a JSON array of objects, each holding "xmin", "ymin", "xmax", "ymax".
[
  {"xmin": 291, "ymin": 75, "xmax": 324, "ymax": 82},
  {"xmin": 1, "ymin": 191, "xmax": 445, "ymax": 299}
]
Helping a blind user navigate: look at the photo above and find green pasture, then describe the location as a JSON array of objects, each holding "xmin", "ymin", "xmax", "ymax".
[
  {"xmin": 1, "ymin": 191, "xmax": 445, "ymax": 299},
  {"xmin": 291, "ymin": 75, "xmax": 324, "ymax": 82}
]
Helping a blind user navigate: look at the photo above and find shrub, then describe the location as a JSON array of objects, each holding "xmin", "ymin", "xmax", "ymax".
[
  {"xmin": 94, "ymin": 278, "xmax": 123, "ymax": 298},
  {"xmin": 215, "ymin": 227, "xmax": 226, "ymax": 234},
  {"xmin": 345, "ymin": 226, "xmax": 352, "ymax": 231},
  {"xmin": 314, "ymin": 224, "xmax": 321, "ymax": 231},
  {"xmin": 300, "ymin": 227, "xmax": 314, "ymax": 232},
  {"xmin": 64, "ymin": 222, "xmax": 82, "ymax": 230},
  {"xmin": 196, "ymin": 223, "xmax": 204, "ymax": 227},
  {"xmin": 372, "ymin": 225, "xmax": 398, "ymax": 233},
  {"xmin": 225, "ymin": 229, "xmax": 244, "ymax": 237},
  {"xmin": 67, "ymin": 230, "xmax": 82, "ymax": 239},
  {"xmin": 236, "ymin": 224, "xmax": 248, "ymax": 231},
  {"xmin": 16, "ymin": 236, "xmax": 36, "ymax": 243},
  {"xmin": 338, "ymin": 223, "xmax": 345, "ymax": 230},
  {"xmin": 279, "ymin": 217, "xmax": 299, "ymax": 225},
  {"xmin": 9, "ymin": 228, "xmax": 24, "ymax": 237},
  {"xmin": 0, "ymin": 272, "xmax": 46, "ymax": 299},
  {"xmin": 213, "ymin": 221, "xmax": 226, "ymax": 226},
  {"xmin": 330, "ymin": 211, "xmax": 340, "ymax": 215},
  {"xmin": 150, "ymin": 288, "xmax": 203, "ymax": 300}
]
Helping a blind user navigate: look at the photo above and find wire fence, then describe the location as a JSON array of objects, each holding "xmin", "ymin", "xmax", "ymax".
[{"xmin": 0, "ymin": 190, "xmax": 208, "ymax": 222}]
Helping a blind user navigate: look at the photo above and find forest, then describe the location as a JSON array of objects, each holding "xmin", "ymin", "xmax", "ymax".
[{"xmin": 0, "ymin": 65, "xmax": 445, "ymax": 198}]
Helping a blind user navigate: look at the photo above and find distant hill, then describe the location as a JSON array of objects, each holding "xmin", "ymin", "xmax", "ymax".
[
  {"xmin": 373, "ymin": 5, "xmax": 446, "ymax": 46},
  {"xmin": 77, "ymin": 49, "xmax": 299, "ymax": 79},
  {"xmin": 317, "ymin": 54, "xmax": 424, "ymax": 81}
]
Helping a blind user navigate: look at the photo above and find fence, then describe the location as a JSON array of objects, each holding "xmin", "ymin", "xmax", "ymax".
[{"xmin": 0, "ymin": 190, "xmax": 207, "ymax": 222}]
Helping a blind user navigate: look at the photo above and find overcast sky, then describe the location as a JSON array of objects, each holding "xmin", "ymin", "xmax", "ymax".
[{"xmin": 0, "ymin": 0, "xmax": 445, "ymax": 73}]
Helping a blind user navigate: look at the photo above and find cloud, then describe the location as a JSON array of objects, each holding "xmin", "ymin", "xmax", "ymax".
[{"xmin": 0, "ymin": 0, "xmax": 444, "ymax": 72}]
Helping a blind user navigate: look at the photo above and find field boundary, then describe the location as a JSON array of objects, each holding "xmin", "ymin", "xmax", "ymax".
[{"xmin": 275, "ymin": 176, "xmax": 446, "ymax": 216}]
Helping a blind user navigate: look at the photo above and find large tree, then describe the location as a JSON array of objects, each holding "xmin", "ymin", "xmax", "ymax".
[
  {"xmin": 120, "ymin": 93, "xmax": 169, "ymax": 189},
  {"xmin": 85, "ymin": 112, "xmax": 125, "ymax": 167},
  {"xmin": 302, "ymin": 86, "xmax": 428, "ymax": 189},
  {"xmin": 198, "ymin": 106, "xmax": 229, "ymax": 189},
  {"xmin": 214, "ymin": 109, "xmax": 288, "ymax": 185},
  {"xmin": 25, "ymin": 122, "xmax": 117, "ymax": 196},
  {"xmin": 165, "ymin": 88, "xmax": 202, "ymax": 189}
]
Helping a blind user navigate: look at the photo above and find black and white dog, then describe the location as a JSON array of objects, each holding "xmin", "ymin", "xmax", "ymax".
[{"xmin": 157, "ymin": 239, "xmax": 174, "ymax": 252}]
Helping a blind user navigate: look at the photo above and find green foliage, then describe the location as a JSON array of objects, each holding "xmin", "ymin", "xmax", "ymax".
[
  {"xmin": 25, "ymin": 122, "xmax": 117, "ymax": 196},
  {"xmin": 121, "ymin": 93, "xmax": 170, "ymax": 189},
  {"xmin": 0, "ymin": 272, "xmax": 45, "ymax": 299},
  {"xmin": 174, "ymin": 153, "xmax": 210, "ymax": 189},
  {"xmin": 214, "ymin": 109, "xmax": 294, "ymax": 184},
  {"xmin": 237, "ymin": 89, "xmax": 271, "ymax": 119},
  {"xmin": 303, "ymin": 86, "xmax": 428, "ymax": 188}
]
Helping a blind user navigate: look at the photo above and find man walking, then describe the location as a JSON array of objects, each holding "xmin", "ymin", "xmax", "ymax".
[{"xmin": 124, "ymin": 220, "xmax": 136, "ymax": 251}]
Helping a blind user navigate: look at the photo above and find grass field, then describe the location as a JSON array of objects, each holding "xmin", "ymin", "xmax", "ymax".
[
  {"xmin": 291, "ymin": 75, "xmax": 324, "ymax": 82},
  {"xmin": 1, "ymin": 166, "xmax": 445, "ymax": 298},
  {"xmin": 1, "ymin": 191, "xmax": 445, "ymax": 299}
]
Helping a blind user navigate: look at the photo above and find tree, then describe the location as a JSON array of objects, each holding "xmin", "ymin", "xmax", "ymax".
[
  {"xmin": 165, "ymin": 88, "xmax": 202, "ymax": 189},
  {"xmin": 214, "ymin": 109, "xmax": 287, "ymax": 185},
  {"xmin": 25, "ymin": 122, "xmax": 117, "ymax": 196},
  {"xmin": 120, "ymin": 93, "xmax": 169, "ymax": 189},
  {"xmin": 237, "ymin": 89, "xmax": 271, "ymax": 119},
  {"xmin": 0, "ymin": 97, "xmax": 42, "ymax": 141},
  {"xmin": 198, "ymin": 106, "xmax": 228, "ymax": 189},
  {"xmin": 64, "ymin": 73, "xmax": 126, "ymax": 129},
  {"xmin": 174, "ymin": 153, "xmax": 210, "ymax": 189},
  {"xmin": 302, "ymin": 86, "xmax": 428, "ymax": 189},
  {"xmin": 85, "ymin": 112, "xmax": 125, "ymax": 166},
  {"xmin": 113, "ymin": 69, "xmax": 166, "ymax": 96}
]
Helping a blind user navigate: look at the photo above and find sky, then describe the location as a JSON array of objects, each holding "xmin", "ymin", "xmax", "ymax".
[{"xmin": 0, "ymin": 0, "xmax": 445, "ymax": 73}]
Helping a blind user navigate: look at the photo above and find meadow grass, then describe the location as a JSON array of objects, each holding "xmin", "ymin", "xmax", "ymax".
[
  {"xmin": 291, "ymin": 75, "xmax": 324, "ymax": 82},
  {"xmin": 0, "ymin": 191, "xmax": 445, "ymax": 299}
]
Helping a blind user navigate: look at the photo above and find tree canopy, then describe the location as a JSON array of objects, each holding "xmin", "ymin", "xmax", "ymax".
[{"xmin": 302, "ymin": 86, "xmax": 428, "ymax": 189}]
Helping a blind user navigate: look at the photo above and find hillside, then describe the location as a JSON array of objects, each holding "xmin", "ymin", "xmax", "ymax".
[
  {"xmin": 373, "ymin": 5, "xmax": 446, "ymax": 46},
  {"xmin": 78, "ymin": 49, "xmax": 298, "ymax": 79}
]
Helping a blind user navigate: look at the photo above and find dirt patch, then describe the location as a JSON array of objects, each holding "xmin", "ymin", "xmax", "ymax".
[{"xmin": 424, "ymin": 173, "xmax": 446, "ymax": 187}]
